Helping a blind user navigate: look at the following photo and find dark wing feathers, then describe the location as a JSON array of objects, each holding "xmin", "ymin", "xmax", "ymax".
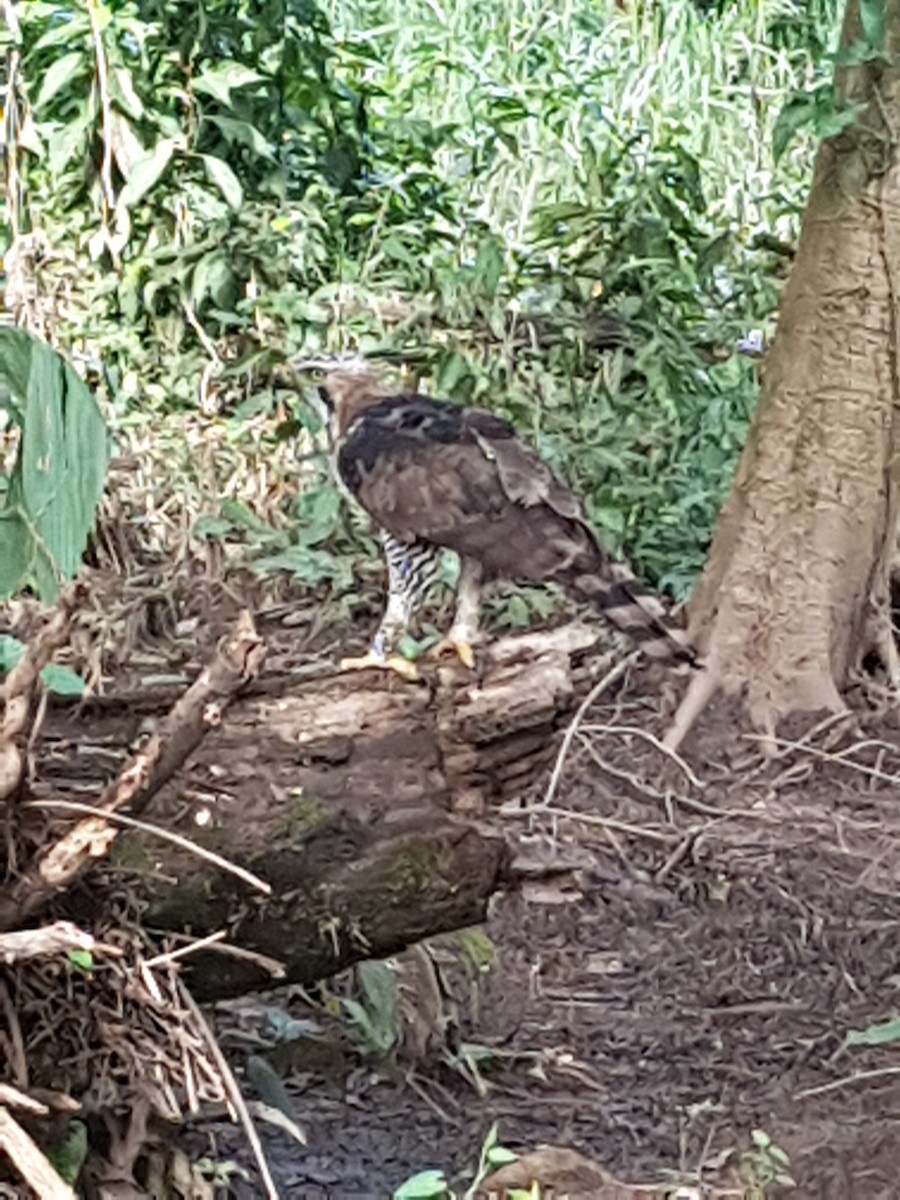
[{"xmin": 337, "ymin": 394, "xmax": 602, "ymax": 581}]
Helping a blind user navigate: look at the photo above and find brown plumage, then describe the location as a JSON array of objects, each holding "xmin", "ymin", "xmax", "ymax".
[{"xmin": 313, "ymin": 363, "xmax": 693, "ymax": 668}]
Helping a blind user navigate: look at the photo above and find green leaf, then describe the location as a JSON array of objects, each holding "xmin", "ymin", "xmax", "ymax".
[
  {"xmin": 205, "ymin": 115, "xmax": 276, "ymax": 161},
  {"xmin": 860, "ymin": 0, "xmax": 886, "ymax": 49},
  {"xmin": 0, "ymin": 635, "xmax": 25, "ymax": 673},
  {"xmin": 119, "ymin": 139, "xmax": 177, "ymax": 208},
  {"xmin": 46, "ymin": 111, "xmax": 91, "ymax": 177},
  {"xmin": 34, "ymin": 51, "xmax": 87, "ymax": 110},
  {"xmin": 111, "ymin": 66, "xmax": 144, "ymax": 120},
  {"xmin": 193, "ymin": 515, "xmax": 233, "ymax": 540},
  {"xmin": 193, "ymin": 62, "xmax": 266, "ymax": 107},
  {"xmin": 45, "ymin": 1119, "xmax": 88, "ymax": 1187},
  {"xmin": 772, "ymin": 94, "xmax": 816, "ymax": 163},
  {"xmin": 845, "ymin": 1016, "xmax": 900, "ymax": 1046},
  {"xmin": 40, "ymin": 664, "xmax": 85, "ymax": 696},
  {"xmin": 0, "ymin": 329, "xmax": 109, "ymax": 600},
  {"xmin": 486, "ymin": 1145, "xmax": 518, "ymax": 1167},
  {"xmin": 68, "ymin": 949, "xmax": 94, "ymax": 972},
  {"xmin": 392, "ymin": 1169, "xmax": 449, "ymax": 1199},
  {"xmin": 201, "ymin": 154, "xmax": 244, "ymax": 209}
]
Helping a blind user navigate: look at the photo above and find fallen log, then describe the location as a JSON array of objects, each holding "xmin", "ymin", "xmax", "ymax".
[{"xmin": 33, "ymin": 622, "xmax": 609, "ymax": 999}]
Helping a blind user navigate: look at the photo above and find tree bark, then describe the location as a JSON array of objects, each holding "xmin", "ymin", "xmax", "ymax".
[
  {"xmin": 671, "ymin": 0, "xmax": 900, "ymax": 743},
  {"xmin": 38, "ymin": 624, "xmax": 603, "ymax": 999}
]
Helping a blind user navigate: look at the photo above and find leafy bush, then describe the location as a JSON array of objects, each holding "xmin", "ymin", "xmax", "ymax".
[{"xmin": 2, "ymin": 0, "xmax": 841, "ymax": 601}]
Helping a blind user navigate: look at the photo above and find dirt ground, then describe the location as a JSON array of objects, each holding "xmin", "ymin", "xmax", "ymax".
[
  {"xmin": 181, "ymin": 622, "xmax": 900, "ymax": 1199},
  {"xmin": 7, "ymin": 570, "xmax": 900, "ymax": 1199}
]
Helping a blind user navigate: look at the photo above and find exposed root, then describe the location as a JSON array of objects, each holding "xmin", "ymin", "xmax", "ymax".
[{"xmin": 662, "ymin": 663, "xmax": 721, "ymax": 753}]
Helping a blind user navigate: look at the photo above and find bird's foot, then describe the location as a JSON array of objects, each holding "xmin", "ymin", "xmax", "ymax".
[
  {"xmin": 339, "ymin": 651, "xmax": 420, "ymax": 682},
  {"xmin": 427, "ymin": 637, "xmax": 477, "ymax": 670}
]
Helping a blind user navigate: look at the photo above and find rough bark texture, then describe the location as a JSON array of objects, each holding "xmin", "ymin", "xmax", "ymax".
[
  {"xmin": 37, "ymin": 624, "xmax": 604, "ymax": 999},
  {"xmin": 680, "ymin": 0, "xmax": 900, "ymax": 737}
]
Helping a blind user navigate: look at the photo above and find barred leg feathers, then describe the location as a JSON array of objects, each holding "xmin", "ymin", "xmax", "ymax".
[
  {"xmin": 340, "ymin": 535, "xmax": 442, "ymax": 681},
  {"xmin": 564, "ymin": 567, "xmax": 695, "ymax": 663}
]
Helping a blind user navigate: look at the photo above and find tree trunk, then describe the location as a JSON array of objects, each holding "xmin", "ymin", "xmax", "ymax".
[
  {"xmin": 670, "ymin": 0, "xmax": 900, "ymax": 743},
  {"xmin": 39, "ymin": 623, "xmax": 602, "ymax": 999}
]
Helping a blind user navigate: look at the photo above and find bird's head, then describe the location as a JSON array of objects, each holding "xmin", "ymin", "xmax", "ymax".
[{"xmin": 293, "ymin": 353, "xmax": 389, "ymax": 437}]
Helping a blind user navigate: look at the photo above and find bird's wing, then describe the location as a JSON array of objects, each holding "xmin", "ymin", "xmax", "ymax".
[{"xmin": 336, "ymin": 394, "xmax": 603, "ymax": 580}]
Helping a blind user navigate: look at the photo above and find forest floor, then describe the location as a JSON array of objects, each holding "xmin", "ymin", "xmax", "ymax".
[
  {"xmin": 160, "ymin": 580, "xmax": 900, "ymax": 1200},
  {"xmin": 10, "ymin": 566, "xmax": 900, "ymax": 1199}
]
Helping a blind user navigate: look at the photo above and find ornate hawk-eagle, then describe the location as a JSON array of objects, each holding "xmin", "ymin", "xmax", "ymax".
[{"xmin": 301, "ymin": 358, "xmax": 693, "ymax": 677}]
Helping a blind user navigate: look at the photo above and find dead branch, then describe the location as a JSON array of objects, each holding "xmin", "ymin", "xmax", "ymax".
[
  {"xmin": 0, "ymin": 920, "xmax": 102, "ymax": 965},
  {"xmin": 0, "ymin": 584, "xmax": 85, "ymax": 805},
  {"xmin": 0, "ymin": 1105, "xmax": 74, "ymax": 1200},
  {"xmin": 0, "ymin": 610, "xmax": 265, "ymax": 932},
  {"xmin": 0, "ymin": 1084, "xmax": 48, "ymax": 1116}
]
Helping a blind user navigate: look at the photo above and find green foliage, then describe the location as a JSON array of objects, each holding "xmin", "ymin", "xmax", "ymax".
[
  {"xmin": 3, "ymin": 0, "xmax": 841, "ymax": 605},
  {"xmin": 0, "ymin": 330, "xmax": 107, "ymax": 602},
  {"xmin": 845, "ymin": 1014, "xmax": 900, "ymax": 1047},
  {"xmin": 0, "ymin": 634, "xmax": 86, "ymax": 695},
  {"xmin": 739, "ymin": 1129, "xmax": 796, "ymax": 1195},
  {"xmin": 340, "ymin": 960, "xmax": 402, "ymax": 1056},
  {"xmin": 393, "ymin": 1124, "xmax": 520, "ymax": 1200},
  {"xmin": 44, "ymin": 1119, "xmax": 88, "ymax": 1188}
]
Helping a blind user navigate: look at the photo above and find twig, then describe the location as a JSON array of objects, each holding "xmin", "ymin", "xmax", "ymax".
[
  {"xmin": 794, "ymin": 1066, "xmax": 900, "ymax": 1100},
  {"xmin": 143, "ymin": 930, "xmax": 227, "ymax": 970},
  {"xmin": 27, "ymin": 800, "xmax": 272, "ymax": 895},
  {"xmin": 0, "ymin": 1106, "xmax": 74, "ymax": 1200},
  {"xmin": 745, "ymin": 735, "xmax": 900, "ymax": 786},
  {"xmin": 178, "ymin": 983, "xmax": 281, "ymax": 1200},
  {"xmin": 519, "ymin": 803, "xmax": 675, "ymax": 843},
  {"xmin": 0, "ymin": 584, "xmax": 85, "ymax": 804},
  {"xmin": 542, "ymin": 652, "xmax": 637, "ymax": 808},
  {"xmin": 580, "ymin": 723, "xmax": 705, "ymax": 789},
  {"xmin": 0, "ymin": 920, "xmax": 105, "ymax": 965},
  {"xmin": 0, "ymin": 1084, "xmax": 48, "ymax": 1116},
  {"xmin": 0, "ymin": 611, "xmax": 266, "ymax": 931}
]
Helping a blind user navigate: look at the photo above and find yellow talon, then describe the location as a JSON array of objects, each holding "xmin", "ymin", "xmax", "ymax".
[
  {"xmin": 339, "ymin": 651, "xmax": 420, "ymax": 682},
  {"xmin": 428, "ymin": 638, "xmax": 477, "ymax": 670}
]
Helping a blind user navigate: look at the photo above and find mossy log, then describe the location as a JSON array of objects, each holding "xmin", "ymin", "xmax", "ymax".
[{"xmin": 36, "ymin": 623, "xmax": 605, "ymax": 1000}]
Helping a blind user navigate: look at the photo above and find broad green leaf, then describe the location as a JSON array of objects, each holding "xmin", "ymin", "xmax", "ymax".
[
  {"xmin": 201, "ymin": 154, "xmax": 244, "ymax": 209},
  {"xmin": 193, "ymin": 62, "xmax": 266, "ymax": 107},
  {"xmin": 190, "ymin": 250, "xmax": 234, "ymax": 307},
  {"xmin": 108, "ymin": 110, "xmax": 145, "ymax": 178},
  {"xmin": 30, "ymin": 14, "xmax": 91, "ymax": 52},
  {"xmin": 205, "ymin": 114, "xmax": 275, "ymax": 161},
  {"xmin": 0, "ymin": 635, "xmax": 25, "ymax": 673},
  {"xmin": 392, "ymin": 1171, "xmax": 448, "ymax": 1200},
  {"xmin": 111, "ymin": 66, "xmax": 144, "ymax": 120},
  {"xmin": 119, "ymin": 138, "xmax": 177, "ymax": 208},
  {"xmin": 0, "ymin": 329, "xmax": 108, "ymax": 600},
  {"xmin": 0, "ymin": 327, "xmax": 34, "ymax": 397},
  {"xmin": 393, "ymin": 1170, "xmax": 448, "ymax": 1200},
  {"xmin": 40, "ymin": 664, "xmax": 85, "ymax": 696},
  {"xmin": 486, "ymin": 1145, "xmax": 518, "ymax": 1167},
  {"xmin": 46, "ymin": 111, "xmax": 92, "ymax": 177},
  {"xmin": 34, "ymin": 51, "xmax": 88, "ymax": 110},
  {"xmin": 846, "ymin": 1016, "xmax": 900, "ymax": 1046},
  {"xmin": 67, "ymin": 949, "xmax": 94, "ymax": 972},
  {"xmin": 193, "ymin": 515, "xmax": 234, "ymax": 540},
  {"xmin": 45, "ymin": 1119, "xmax": 88, "ymax": 1187}
]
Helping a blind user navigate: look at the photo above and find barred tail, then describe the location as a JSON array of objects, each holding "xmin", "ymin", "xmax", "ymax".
[{"xmin": 562, "ymin": 564, "xmax": 695, "ymax": 663}]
